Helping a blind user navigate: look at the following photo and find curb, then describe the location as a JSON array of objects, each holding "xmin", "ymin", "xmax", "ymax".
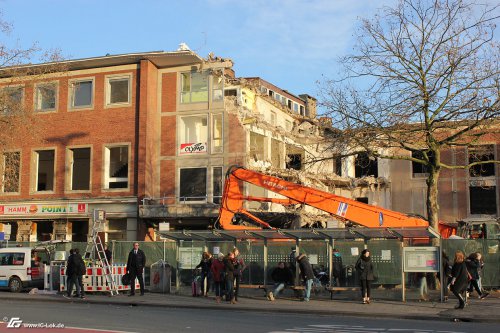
[{"xmin": 2, "ymin": 294, "xmax": 499, "ymax": 323}]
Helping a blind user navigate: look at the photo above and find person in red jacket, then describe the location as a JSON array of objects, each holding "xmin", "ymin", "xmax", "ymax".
[{"xmin": 210, "ymin": 253, "xmax": 225, "ymax": 303}]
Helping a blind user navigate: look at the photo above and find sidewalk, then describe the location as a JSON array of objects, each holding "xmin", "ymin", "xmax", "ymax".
[{"xmin": 0, "ymin": 289, "xmax": 498, "ymax": 323}]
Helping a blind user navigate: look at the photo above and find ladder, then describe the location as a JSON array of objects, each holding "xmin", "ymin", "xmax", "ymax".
[{"xmin": 84, "ymin": 210, "xmax": 119, "ymax": 296}]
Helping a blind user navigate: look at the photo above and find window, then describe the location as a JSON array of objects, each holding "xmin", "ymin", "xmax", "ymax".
[
  {"xmin": 35, "ymin": 83, "xmax": 57, "ymax": 112},
  {"xmin": 412, "ymin": 150, "xmax": 434, "ymax": 176},
  {"xmin": 293, "ymin": 103, "xmax": 299, "ymax": 113},
  {"xmin": 2, "ymin": 152, "xmax": 20, "ymax": 193},
  {"xmin": 1, "ymin": 87, "xmax": 23, "ymax": 114},
  {"xmin": 224, "ymin": 89, "xmax": 237, "ymax": 97},
  {"xmin": 179, "ymin": 116, "xmax": 208, "ymax": 155},
  {"xmin": 335, "ymin": 156, "xmax": 343, "ymax": 176},
  {"xmin": 286, "ymin": 154, "xmax": 302, "ymax": 170},
  {"xmin": 212, "ymin": 76, "xmax": 223, "ymax": 102},
  {"xmin": 69, "ymin": 148, "xmax": 91, "ymax": 191},
  {"xmin": 260, "ymin": 86, "xmax": 268, "ymax": 94},
  {"xmin": 287, "ymin": 100, "xmax": 292, "ymax": 109},
  {"xmin": 356, "ymin": 197, "xmax": 369, "ymax": 204},
  {"xmin": 270, "ymin": 111, "xmax": 276, "ymax": 126},
  {"xmin": 469, "ymin": 145, "xmax": 495, "ymax": 177},
  {"xmin": 213, "ymin": 166, "xmax": 223, "ymax": 204},
  {"xmin": 106, "ymin": 76, "xmax": 130, "ymax": 106},
  {"xmin": 355, "ymin": 152, "xmax": 378, "ymax": 178},
  {"xmin": 35, "ymin": 150, "xmax": 55, "ymax": 191},
  {"xmin": 268, "ymin": 90, "xmax": 274, "ymax": 97},
  {"xmin": 212, "ymin": 114, "xmax": 223, "ymax": 153},
  {"xmin": 299, "ymin": 105, "xmax": 305, "ymax": 116},
  {"xmin": 104, "ymin": 146, "xmax": 128, "ymax": 189},
  {"xmin": 0, "ymin": 252, "xmax": 25, "ymax": 266},
  {"xmin": 180, "ymin": 168, "xmax": 207, "ymax": 202},
  {"xmin": 70, "ymin": 79, "xmax": 93, "ymax": 109},
  {"xmin": 470, "ymin": 186, "xmax": 497, "ymax": 215},
  {"xmin": 181, "ymin": 71, "xmax": 208, "ymax": 103},
  {"xmin": 274, "ymin": 93, "xmax": 281, "ymax": 102}
]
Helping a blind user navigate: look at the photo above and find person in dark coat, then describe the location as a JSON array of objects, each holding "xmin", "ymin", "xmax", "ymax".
[
  {"xmin": 231, "ymin": 247, "xmax": 246, "ymax": 302},
  {"xmin": 224, "ymin": 252, "xmax": 236, "ymax": 304},
  {"xmin": 332, "ymin": 248, "xmax": 343, "ymax": 287},
  {"xmin": 466, "ymin": 252, "xmax": 489, "ymax": 299},
  {"xmin": 296, "ymin": 254, "xmax": 314, "ymax": 302},
  {"xmin": 210, "ymin": 253, "xmax": 225, "ymax": 303},
  {"xmin": 73, "ymin": 248, "xmax": 86, "ymax": 299},
  {"xmin": 104, "ymin": 244, "xmax": 112, "ymax": 264},
  {"xmin": 65, "ymin": 249, "xmax": 77, "ymax": 298},
  {"xmin": 442, "ymin": 251, "xmax": 453, "ymax": 302},
  {"xmin": 355, "ymin": 249, "xmax": 375, "ymax": 304},
  {"xmin": 126, "ymin": 242, "xmax": 146, "ymax": 296},
  {"xmin": 268, "ymin": 261, "xmax": 293, "ymax": 301},
  {"xmin": 451, "ymin": 250, "xmax": 469, "ymax": 309},
  {"xmin": 195, "ymin": 251, "xmax": 212, "ymax": 297}
]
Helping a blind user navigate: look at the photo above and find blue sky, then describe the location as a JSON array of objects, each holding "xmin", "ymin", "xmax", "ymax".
[{"xmin": 2, "ymin": 0, "xmax": 397, "ymax": 98}]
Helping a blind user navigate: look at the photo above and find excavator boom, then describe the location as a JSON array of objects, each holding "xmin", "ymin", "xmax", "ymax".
[{"xmin": 218, "ymin": 165, "xmax": 428, "ymax": 230}]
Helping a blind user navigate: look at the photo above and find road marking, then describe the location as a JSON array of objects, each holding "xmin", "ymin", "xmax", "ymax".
[{"xmin": 268, "ymin": 324, "xmax": 469, "ymax": 333}]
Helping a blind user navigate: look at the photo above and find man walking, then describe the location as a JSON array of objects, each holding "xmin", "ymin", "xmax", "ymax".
[
  {"xmin": 296, "ymin": 253, "xmax": 314, "ymax": 302},
  {"xmin": 126, "ymin": 242, "xmax": 146, "ymax": 296}
]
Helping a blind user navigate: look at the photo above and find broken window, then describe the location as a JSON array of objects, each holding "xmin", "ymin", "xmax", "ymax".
[
  {"xmin": 35, "ymin": 150, "xmax": 55, "ymax": 191},
  {"xmin": 69, "ymin": 147, "xmax": 91, "ymax": 191},
  {"xmin": 268, "ymin": 90, "xmax": 274, "ymax": 97},
  {"xmin": 35, "ymin": 83, "xmax": 57, "ymax": 112},
  {"xmin": 104, "ymin": 146, "xmax": 128, "ymax": 189},
  {"xmin": 249, "ymin": 133, "xmax": 265, "ymax": 161},
  {"xmin": 181, "ymin": 71, "xmax": 208, "ymax": 103},
  {"xmin": 179, "ymin": 115, "xmax": 208, "ymax": 155},
  {"xmin": 106, "ymin": 76, "xmax": 130, "ymax": 105},
  {"xmin": 355, "ymin": 152, "xmax": 378, "ymax": 178},
  {"xmin": 211, "ymin": 114, "xmax": 223, "ymax": 153},
  {"xmin": 335, "ymin": 156, "xmax": 343, "ymax": 176},
  {"xmin": 412, "ymin": 150, "xmax": 434, "ymax": 176},
  {"xmin": 2, "ymin": 152, "xmax": 20, "ymax": 193},
  {"xmin": 1, "ymin": 87, "xmax": 23, "ymax": 115},
  {"xmin": 213, "ymin": 166, "xmax": 223, "ymax": 204},
  {"xmin": 286, "ymin": 154, "xmax": 302, "ymax": 170},
  {"xmin": 180, "ymin": 167, "xmax": 207, "ymax": 202},
  {"xmin": 224, "ymin": 89, "xmax": 237, "ymax": 97},
  {"xmin": 212, "ymin": 75, "xmax": 223, "ymax": 102},
  {"xmin": 469, "ymin": 186, "xmax": 497, "ymax": 215},
  {"xmin": 356, "ymin": 197, "xmax": 369, "ymax": 204},
  {"xmin": 287, "ymin": 100, "xmax": 292, "ymax": 109},
  {"xmin": 469, "ymin": 145, "xmax": 495, "ymax": 177},
  {"xmin": 70, "ymin": 79, "xmax": 93, "ymax": 108}
]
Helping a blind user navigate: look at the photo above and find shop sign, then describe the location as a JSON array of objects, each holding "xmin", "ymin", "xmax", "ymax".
[
  {"xmin": 0, "ymin": 203, "xmax": 88, "ymax": 216},
  {"xmin": 179, "ymin": 142, "xmax": 207, "ymax": 155}
]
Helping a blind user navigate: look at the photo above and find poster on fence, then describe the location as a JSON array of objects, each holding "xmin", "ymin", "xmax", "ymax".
[
  {"xmin": 403, "ymin": 246, "xmax": 439, "ymax": 272},
  {"xmin": 179, "ymin": 247, "xmax": 203, "ymax": 269}
]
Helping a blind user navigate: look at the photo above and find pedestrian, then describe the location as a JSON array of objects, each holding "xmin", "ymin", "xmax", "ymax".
[
  {"xmin": 73, "ymin": 248, "xmax": 86, "ymax": 299},
  {"xmin": 224, "ymin": 252, "xmax": 236, "ymax": 304},
  {"xmin": 450, "ymin": 250, "xmax": 469, "ymax": 309},
  {"xmin": 332, "ymin": 248, "xmax": 343, "ymax": 287},
  {"xmin": 296, "ymin": 253, "xmax": 314, "ymax": 302},
  {"xmin": 64, "ymin": 249, "xmax": 77, "ymax": 299},
  {"xmin": 355, "ymin": 249, "xmax": 375, "ymax": 304},
  {"xmin": 195, "ymin": 251, "xmax": 212, "ymax": 297},
  {"xmin": 210, "ymin": 252, "xmax": 225, "ymax": 303},
  {"xmin": 268, "ymin": 261, "xmax": 293, "ymax": 301},
  {"xmin": 126, "ymin": 242, "xmax": 146, "ymax": 296},
  {"xmin": 466, "ymin": 252, "xmax": 489, "ymax": 299},
  {"xmin": 475, "ymin": 252, "xmax": 485, "ymax": 292},
  {"xmin": 104, "ymin": 244, "xmax": 112, "ymax": 265},
  {"xmin": 231, "ymin": 247, "xmax": 246, "ymax": 302},
  {"xmin": 442, "ymin": 251, "xmax": 453, "ymax": 302},
  {"xmin": 417, "ymin": 272, "xmax": 429, "ymax": 301}
]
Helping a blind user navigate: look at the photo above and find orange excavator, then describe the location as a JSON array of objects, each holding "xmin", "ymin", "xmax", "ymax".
[{"xmin": 217, "ymin": 165, "xmax": 429, "ymax": 230}]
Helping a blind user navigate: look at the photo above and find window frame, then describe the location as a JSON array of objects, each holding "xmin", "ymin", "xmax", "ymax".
[
  {"xmin": 1, "ymin": 85, "xmax": 24, "ymax": 115},
  {"xmin": 468, "ymin": 144, "xmax": 496, "ymax": 178},
  {"xmin": 211, "ymin": 113, "xmax": 223, "ymax": 154},
  {"xmin": 105, "ymin": 74, "xmax": 132, "ymax": 107},
  {"xmin": 66, "ymin": 146, "xmax": 92, "ymax": 193},
  {"xmin": 68, "ymin": 77, "xmax": 95, "ymax": 110},
  {"xmin": 178, "ymin": 167, "xmax": 208, "ymax": 203},
  {"xmin": 212, "ymin": 166, "xmax": 223, "ymax": 204},
  {"xmin": 180, "ymin": 71, "xmax": 209, "ymax": 104},
  {"xmin": 32, "ymin": 148, "xmax": 56, "ymax": 193},
  {"xmin": 102, "ymin": 143, "xmax": 130, "ymax": 191},
  {"xmin": 34, "ymin": 82, "xmax": 58, "ymax": 113},
  {"xmin": 1, "ymin": 151, "xmax": 21, "ymax": 194},
  {"xmin": 178, "ymin": 114, "xmax": 208, "ymax": 155}
]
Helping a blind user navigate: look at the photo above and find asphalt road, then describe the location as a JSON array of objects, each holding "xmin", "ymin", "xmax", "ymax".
[{"xmin": 0, "ymin": 299, "xmax": 497, "ymax": 333}]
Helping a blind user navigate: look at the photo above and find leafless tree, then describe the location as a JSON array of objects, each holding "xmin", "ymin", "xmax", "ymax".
[
  {"xmin": 0, "ymin": 13, "xmax": 65, "ymax": 192},
  {"xmin": 319, "ymin": 0, "xmax": 499, "ymax": 229}
]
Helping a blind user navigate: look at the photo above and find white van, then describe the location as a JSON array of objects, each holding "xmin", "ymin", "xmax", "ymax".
[{"xmin": 0, "ymin": 247, "xmax": 49, "ymax": 292}]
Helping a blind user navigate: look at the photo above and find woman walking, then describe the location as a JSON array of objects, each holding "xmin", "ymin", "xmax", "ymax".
[
  {"xmin": 355, "ymin": 249, "xmax": 375, "ymax": 304},
  {"xmin": 450, "ymin": 250, "xmax": 468, "ymax": 309}
]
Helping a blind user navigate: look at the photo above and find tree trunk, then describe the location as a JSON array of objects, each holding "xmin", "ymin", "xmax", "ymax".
[{"xmin": 426, "ymin": 168, "xmax": 440, "ymax": 231}]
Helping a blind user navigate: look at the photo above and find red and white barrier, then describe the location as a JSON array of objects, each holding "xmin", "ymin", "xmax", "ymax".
[{"xmin": 60, "ymin": 265, "xmax": 140, "ymax": 293}]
